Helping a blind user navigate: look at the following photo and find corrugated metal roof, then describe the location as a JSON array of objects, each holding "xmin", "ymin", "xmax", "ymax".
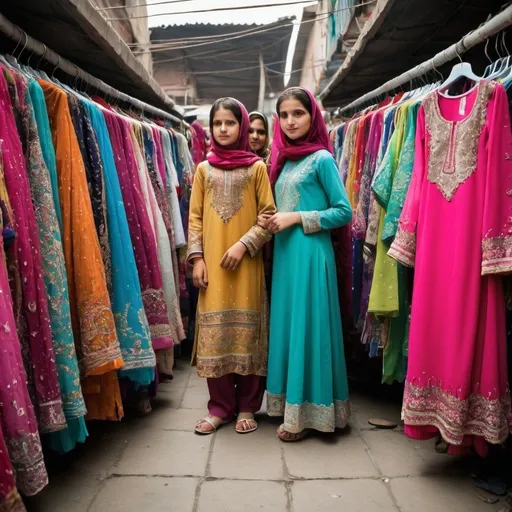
[
  {"xmin": 151, "ymin": 19, "xmax": 295, "ymax": 111},
  {"xmin": 320, "ymin": 0, "xmax": 508, "ymax": 108}
]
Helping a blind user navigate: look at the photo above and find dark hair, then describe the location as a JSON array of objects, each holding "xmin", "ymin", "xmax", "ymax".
[
  {"xmin": 210, "ymin": 98, "xmax": 243, "ymax": 129},
  {"xmin": 249, "ymin": 112, "xmax": 268, "ymax": 133},
  {"xmin": 276, "ymin": 88, "xmax": 312, "ymax": 115}
]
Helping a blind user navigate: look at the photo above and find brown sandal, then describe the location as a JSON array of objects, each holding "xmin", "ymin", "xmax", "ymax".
[{"xmin": 276, "ymin": 425, "xmax": 311, "ymax": 442}]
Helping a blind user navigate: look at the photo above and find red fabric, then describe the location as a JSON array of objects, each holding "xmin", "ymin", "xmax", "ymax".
[
  {"xmin": 207, "ymin": 374, "xmax": 266, "ymax": 419},
  {"xmin": 270, "ymin": 87, "xmax": 332, "ymax": 184},
  {"xmin": 207, "ymin": 99, "xmax": 260, "ymax": 170}
]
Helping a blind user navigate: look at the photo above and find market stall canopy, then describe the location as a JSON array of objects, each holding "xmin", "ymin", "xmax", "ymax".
[{"xmin": 319, "ymin": 0, "xmax": 508, "ymax": 109}]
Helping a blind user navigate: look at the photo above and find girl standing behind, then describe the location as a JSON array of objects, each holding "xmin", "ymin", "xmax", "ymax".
[
  {"xmin": 263, "ymin": 87, "xmax": 352, "ymax": 441},
  {"xmin": 249, "ymin": 111, "xmax": 271, "ymax": 166},
  {"xmin": 188, "ymin": 98, "xmax": 275, "ymax": 435}
]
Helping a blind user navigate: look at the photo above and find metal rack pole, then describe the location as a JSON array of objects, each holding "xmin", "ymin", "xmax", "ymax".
[
  {"xmin": 337, "ymin": 4, "xmax": 512, "ymax": 114},
  {"xmin": 0, "ymin": 12, "xmax": 189, "ymax": 127}
]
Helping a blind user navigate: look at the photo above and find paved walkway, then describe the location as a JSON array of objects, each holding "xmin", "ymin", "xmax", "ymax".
[{"xmin": 27, "ymin": 359, "xmax": 503, "ymax": 512}]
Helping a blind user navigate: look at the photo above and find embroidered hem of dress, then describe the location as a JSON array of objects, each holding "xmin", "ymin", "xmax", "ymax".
[
  {"xmin": 80, "ymin": 346, "xmax": 124, "ymax": 377},
  {"xmin": 482, "ymin": 235, "xmax": 512, "ymax": 275},
  {"xmin": 38, "ymin": 400, "xmax": 67, "ymax": 433},
  {"xmin": 300, "ymin": 211, "xmax": 321, "ymax": 234},
  {"xmin": 121, "ymin": 351, "xmax": 157, "ymax": 370},
  {"xmin": 8, "ymin": 434, "xmax": 48, "ymax": 496},
  {"xmin": 196, "ymin": 354, "xmax": 268, "ymax": 379},
  {"xmin": 388, "ymin": 229, "xmax": 416, "ymax": 267},
  {"xmin": 0, "ymin": 488, "xmax": 25, "ymax": 512},
  {"xmin": 266, "ymin": 393, "xmax": 351, "ymax": 433},
  {"xmin": 402, "ymin": 382, "xmax": 512, "ymax": 446}
]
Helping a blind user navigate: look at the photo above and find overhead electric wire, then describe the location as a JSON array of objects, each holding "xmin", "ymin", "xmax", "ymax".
[
  {"xmin": 107, "ymin": 0, "xmax": 337, "ymax": 20},
  {"xmin": 134, "ymin": 1, "xmax": 375, "ymax": 55},
  {"xmin": 99, "ymin": 0, "xmax": 314, "ymax": 11}
]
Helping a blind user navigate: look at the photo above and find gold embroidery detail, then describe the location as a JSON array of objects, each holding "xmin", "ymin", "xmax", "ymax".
[
  {"xmin": 300, "ymin": 211, "xmax": 321, "ymax": 234},
  {"xmin": 403, "ymin": 382, "xmax": 512, "ymax": 445},
  {"xmin": 194, "ymin": 308, "xmax": 268, "ymax": 378},
  {"xmin": 206, "ymin": 165, "xmax": 253, "ymax": 223},
  {"xmin": 267, "ymin": 393, "xmax": 351, "ymax": 433},
  {"xmin": 240, "ymin": 225, "xmax": 272, "ymax": 257},
  {"xmin": 424, "ymin": 81, "xmax": 495, "ymax": 201},
  {"xmin": 482, "ymin": 234, "xmax": 512, "ymax": 275},
  {"xmin": 388, "ymin": 228, "xmax": 416, "ymax": 267},
  {"xmin": 186, "ymin": 230, "xmax": 203, "ymax": 261}
]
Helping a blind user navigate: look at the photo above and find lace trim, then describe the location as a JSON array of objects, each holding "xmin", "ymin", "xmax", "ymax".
[
  {"xmin": 402, "ymin": 382, "xmax": 512, "ymax": 446},
  {"xmin": 267, "ymin": 393, "xmax": 350, "ymax": 433},
  {"xmin": 186, "ymin": 230, "xmax": 203, "ymax": 261},
  {"xmin": 206, "ymin": 165, "xmax": 253, "ymax": 223},
  {"xmin": 300, "ymin": 211, "xmax": 321, "ymax": 234},
  {"xmin": 481, "ymin": 235, "xmax": 512, "ymax": 275},
  {"xmin": 388, "ymin": 227, "xmax": 416, "ymax": 267},
  {"xmin": 424, "ymin": 81, "xmax": 495, "ymax": 201},
  {"xmin": 240, "ymin": 225, "xmax": 272, "ymax": 257}
]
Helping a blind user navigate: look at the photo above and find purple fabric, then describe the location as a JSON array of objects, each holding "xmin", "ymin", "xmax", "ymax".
[
  {"xmin": 270, "ymin": 87, "xmax": 332, "ymax": 184},
  {"xmin": 207, "ymin": 374, "xmax": 266, "ymax": 419},
  {"xmin": 207, "ymin": 98, "xmax": 260, "ymax": 170}
]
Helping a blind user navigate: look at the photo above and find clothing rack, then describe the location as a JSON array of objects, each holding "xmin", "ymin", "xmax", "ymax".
[
  {"xmin": 0, "ymin": 13, "xmax": 189, "ymax": 128},
  {"xmin": 336, "ymin": 4, "xmax": 512, "ymax": 115}
]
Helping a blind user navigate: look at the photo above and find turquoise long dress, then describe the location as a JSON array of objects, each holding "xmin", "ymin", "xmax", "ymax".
[{"xmin": 267, "ymin": 150, "xmax": 352, "ymax": 433}]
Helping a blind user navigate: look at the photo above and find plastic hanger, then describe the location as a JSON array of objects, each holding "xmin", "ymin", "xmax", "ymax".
[{"xmin": 438, "ymin": 48, "xmax": 481, "ymax": 96}]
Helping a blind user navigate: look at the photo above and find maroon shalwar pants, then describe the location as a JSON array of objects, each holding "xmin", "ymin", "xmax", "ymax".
[{"xmin": 207, "ymin": 374, "xmax": 265, "ymax": 420}]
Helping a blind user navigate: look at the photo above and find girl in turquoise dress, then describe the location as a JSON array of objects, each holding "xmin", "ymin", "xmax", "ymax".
[{"xmin": 261, "ymin": 87, "xmax": 352, "ymax": 441}]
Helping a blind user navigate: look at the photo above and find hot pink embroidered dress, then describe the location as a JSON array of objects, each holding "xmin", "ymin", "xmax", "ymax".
[{"xmin": 388, "ymin": 81, "xmax": 512, "ymax": 454}]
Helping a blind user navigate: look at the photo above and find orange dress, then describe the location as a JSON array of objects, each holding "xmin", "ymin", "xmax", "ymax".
[{"xmin": 40, "ymin": 81, "xmax": 124, "ymax": 420}]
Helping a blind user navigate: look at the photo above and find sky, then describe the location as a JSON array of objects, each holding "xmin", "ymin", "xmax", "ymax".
[{"xmin": 146, "ymin": 0, "xmax": 314, "ymax": 27}]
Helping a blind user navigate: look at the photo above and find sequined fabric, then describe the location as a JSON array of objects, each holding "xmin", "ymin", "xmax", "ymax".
[
  {"xmin": 1, "ymin": 69, "xmax": 66, "ymax": 434},
  {"xmin": 423, "ymin": 81, "xmax": 495, "ymax": 201}
]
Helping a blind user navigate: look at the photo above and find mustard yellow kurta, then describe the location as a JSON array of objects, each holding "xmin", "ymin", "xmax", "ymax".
[{"xmin": 187, "ymin": 160, "xmax": 275, "ymax": 378}]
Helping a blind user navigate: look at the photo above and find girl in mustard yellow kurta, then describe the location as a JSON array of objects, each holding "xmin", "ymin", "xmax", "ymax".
[{"xmin": 187, "ymin": 98, "xmax": 275, "ymax": 435}]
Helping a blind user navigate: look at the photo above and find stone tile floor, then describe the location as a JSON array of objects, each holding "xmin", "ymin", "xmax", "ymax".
[{"xmin": 25, "ymin": 359, "xmax": 505, "ymax": 511}]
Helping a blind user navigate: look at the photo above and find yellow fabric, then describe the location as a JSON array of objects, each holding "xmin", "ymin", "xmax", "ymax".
[{"xmin": 188, "ymin": 161, "xmax": 275, "ymax": 378}]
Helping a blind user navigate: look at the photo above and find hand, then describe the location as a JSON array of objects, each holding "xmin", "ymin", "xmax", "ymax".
[
  {"xmin": 192, "ymin": 258, "xmax": 208, "ymax": 289},
  {"xmin": 257, "ymin": 213, "xmax": 272, "ymax": 229},
  {"xmin": 220, "ymin": 241, "xmax": 247, "ymax": 271},
  {"xmin": 268, "ymin": 212, "xmax": 301, "ymax": 234}
]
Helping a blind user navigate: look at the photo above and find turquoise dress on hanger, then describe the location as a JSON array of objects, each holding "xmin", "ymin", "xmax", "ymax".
[
  {"xmin": 28, "ymin": 78, "xmax": 89, "ymax": 453},
  {"xmin": 267, "ymin": 150, "xmax": 352, "ymax": 433}
]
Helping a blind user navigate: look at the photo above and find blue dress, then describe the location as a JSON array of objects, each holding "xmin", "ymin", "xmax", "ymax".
[
  {"xmin": 85, "ymin": 102, "xmax": 156, "ymax": 387},
  {"xmin": 267, "ymin": 150, "xmax": 353, "ymax": 433}
]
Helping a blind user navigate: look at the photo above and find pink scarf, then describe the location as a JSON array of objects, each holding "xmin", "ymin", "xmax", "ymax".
[
  {"xmin": 207, "ymin": 99, "xmax": 261, "ymax": 170},
  {"xmin": 270, "ymin": 88, "xmax": 332, "ymax": 184},
  {"xmin": 191, "ymin": 121, "xmax": 207, "ymax": 166}
]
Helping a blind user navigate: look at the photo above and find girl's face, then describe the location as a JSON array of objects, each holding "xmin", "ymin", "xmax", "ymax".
[
  {"xmin": 278, "ymin": 98, "xmax": 312, "ymax": 141},
  {"xmin": 249, "ymin": 118, "xmax": 267, "ymax": 152},
  {"xmin": 212, "ymin": 107, "xmax": 240, "ymax": 146}
]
